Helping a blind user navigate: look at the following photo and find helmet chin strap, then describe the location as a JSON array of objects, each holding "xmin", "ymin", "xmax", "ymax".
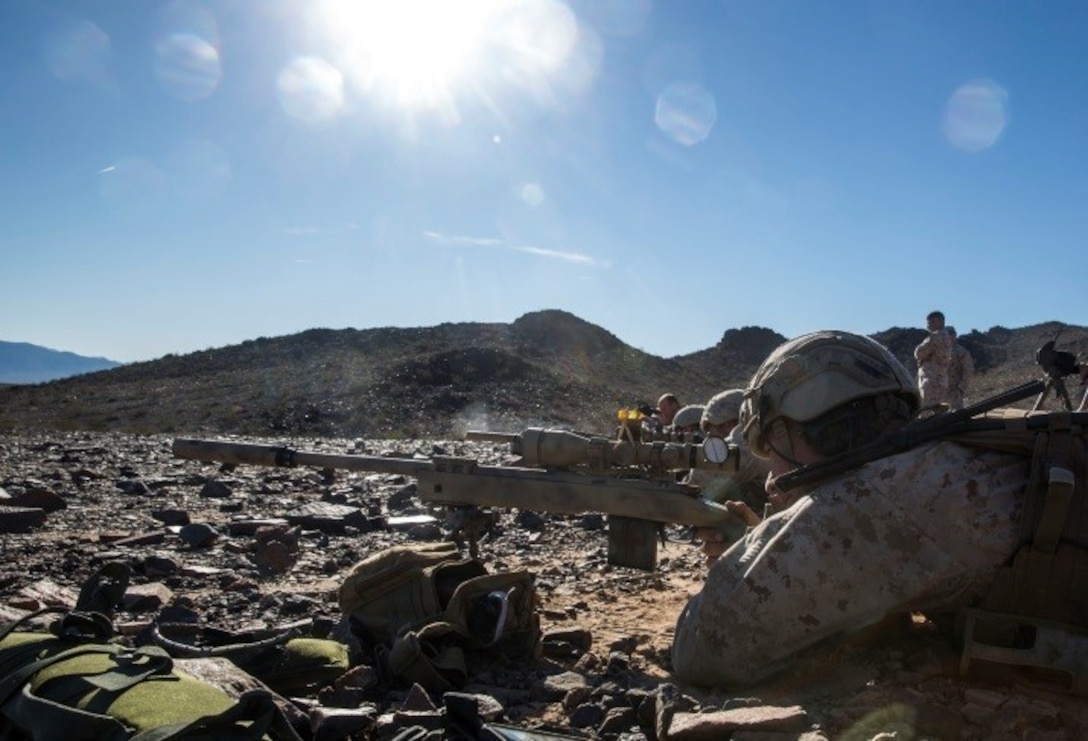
[{"xmin": 765, "ymin": 419, "xmax": 803, "ymax": 468}]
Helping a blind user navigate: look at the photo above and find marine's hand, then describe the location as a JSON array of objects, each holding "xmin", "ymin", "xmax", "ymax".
[
  {"xmin": 696, "ymin": 501, "xmax": 762, "ymax": 567},
  {"xmin": 694, "ymin": 526, "xmax": 730, "ymax": 567},
  {"xmin": 724, "ymin": 499, "xmax": 762, "ymax": 527}
]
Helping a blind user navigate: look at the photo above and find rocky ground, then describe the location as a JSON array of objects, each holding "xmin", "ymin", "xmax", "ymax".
[{"xmin": 2, "ymin": 431, "xmax": 1087, "ymax": 740}]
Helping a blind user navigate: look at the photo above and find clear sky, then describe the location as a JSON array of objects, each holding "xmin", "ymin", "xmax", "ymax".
[{"xmin": 2, "ymin": 0, "xmax": 1085, "ymax": 363}]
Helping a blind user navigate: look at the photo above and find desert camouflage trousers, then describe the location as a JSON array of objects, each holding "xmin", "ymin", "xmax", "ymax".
[
  {"xmin": 947, "ymin": 386, "xmax": 967, "ymax": 410},
  {"xmin": 671, "ymin": 441, "xmax": 1029, "ymax": 687},
  {"xmin": 918, "ymin": 373, "xmax": 949, "ymax": 407}
]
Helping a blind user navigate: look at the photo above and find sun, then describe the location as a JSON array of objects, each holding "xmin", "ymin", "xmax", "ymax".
[{"xmin": 313, "ymin": 0, "xmax": 500, "ymax": 111}]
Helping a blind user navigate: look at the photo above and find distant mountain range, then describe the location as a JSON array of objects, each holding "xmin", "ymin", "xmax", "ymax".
[
  {"xmin": 0, "ymin": 341, "xmax": 121, "ymax": 384},
  {"xmin": 0, "ymin": 311, "xmax": 1084, "ymax": 438}
]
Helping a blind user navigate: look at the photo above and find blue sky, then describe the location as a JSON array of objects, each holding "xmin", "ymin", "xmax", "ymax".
[{"xmin": 2, "ymin": 0, "xmax": 1085, "ymax": 363}]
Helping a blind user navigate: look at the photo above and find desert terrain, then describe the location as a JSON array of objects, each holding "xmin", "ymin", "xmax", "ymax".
[{"xmin": 3, "ymin": 428, "xmax": 1087, "ymax": 740}]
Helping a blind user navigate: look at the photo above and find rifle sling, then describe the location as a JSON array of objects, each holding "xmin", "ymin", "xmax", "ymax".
[{"xmin": 776, "ymin": 407, "xmax": 1086, "ymax": 492}]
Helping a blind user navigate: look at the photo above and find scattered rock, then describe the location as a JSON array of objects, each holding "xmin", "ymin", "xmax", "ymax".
[
  {"xmin": 284, "ymin": 502, "xmax": 369, "ymax": 534},
  {"xmin": 178, "ymin": 522, "xmax": 219, "ymax": 548},
  {"xmin": 123, "ymin": 581, "xmax": 174, "ymax": 611},
  {"xmin": 667, "ymin": 705, "xmax": 808, "ymax": 740},
  {"xmin": 1, "ymin": 431, "xmax": 1086, "ymax": 740},
  {"xmin": 7, "ymin": 485, "xmax": 66, "ymax": 512},
  {"xmin": 0, "ymin": 505, "xmax": 46, "ymax": 534},
  {"xmin": 199, "ymin": 481, "xmax": 232, "ymax": 499}
]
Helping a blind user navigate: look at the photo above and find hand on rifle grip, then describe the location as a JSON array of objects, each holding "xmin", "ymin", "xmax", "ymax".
[{"xmin": 694, "ymin": 500, "xmax": 762, "ymax": 567}]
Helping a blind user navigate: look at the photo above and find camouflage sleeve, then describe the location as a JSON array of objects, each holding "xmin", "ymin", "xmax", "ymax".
[
  {"xmin": 914, "ymin": 337, "xmax": 930, "ymax": 362},
  {"xmin": 671, "ymin": 442, "xmax": 1027, "ymax": 688},
  {"xmin": 935, "ymin": 331, "xmax": 953, "ymax": 366}
]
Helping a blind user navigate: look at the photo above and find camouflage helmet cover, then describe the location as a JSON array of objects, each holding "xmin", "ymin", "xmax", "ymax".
[
  {"xmin": 740, "ymin": 330, "xmax": 919, "ymax": 457},
  {"xmin": 701, "ymin": 389, "xmax": 745, "ymax": 430},
  {"xmin": 671, "ymin": 404, "xmax": 706, "ymax": 430}
]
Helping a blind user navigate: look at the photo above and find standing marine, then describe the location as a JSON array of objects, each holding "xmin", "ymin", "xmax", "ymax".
[{"xmin": 913, "ymin": 310, "xmax": 952, "ymax": 408}]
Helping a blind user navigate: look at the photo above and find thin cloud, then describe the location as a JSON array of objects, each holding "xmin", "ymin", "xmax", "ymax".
[
  {"xmin": 423, "ymin": 230, "xmax": 609, "ymax": 268},
  {"xmin": 96, "ymin": 165, "xmax": 116, "ymax": 174},
  {"xmin": 516, "ymin": 245, "xmax": 606, "ymax": 267},
  {"xmin": 282, "ymin": 226, "xmax": 322, "ymax": 236},
  {"xmin": 423, "ymin": 231, "xmax": 504, "ymax": 247}
]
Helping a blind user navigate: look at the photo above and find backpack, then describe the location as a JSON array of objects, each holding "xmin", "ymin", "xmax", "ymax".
[
  {"xmin": 0, "ymin": 563, "xmax": 303, "ymax": 740},
  {"xmin": 338, "ymin": 542, "xmax": 541, "ymax": 692},
  {"xmin": 148, "ymin": 623, "xmax": 351, "ymax": 700},
  {"xmin": 950, "ymin": 409, "xmax": 1088, "ymax": 692}
]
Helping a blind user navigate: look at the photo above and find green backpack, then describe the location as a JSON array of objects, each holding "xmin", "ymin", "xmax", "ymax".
[
  {"xmin": 338, "ymin": 542, "xmax": 541, "ymax": 692},
  {"xmin": 0, "ymin": 563, "xmax": 303, "ymax": 741},
  {"xmin": 147, "ymin": 623, "xmax": 350, "ymax": 701}
]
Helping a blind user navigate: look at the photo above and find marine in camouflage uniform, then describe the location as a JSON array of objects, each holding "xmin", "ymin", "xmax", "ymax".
[
  {"xmin": 670, "ymin": 404, "xmax": 705, "ymax": 437},
  {"xmin": 946, "ymin": 326, "xmax": 975, "ymax": 410},
  {"xmin": 671, "ymin": 331, "xmax": 1028, "ymax": 687},
  {"xmin": 694, "ymin": 390, "xmax": 770, "ymax": 507},
  {"xmin": 913, "ymin": 310, "xmax": 952, "ymax": 407}
]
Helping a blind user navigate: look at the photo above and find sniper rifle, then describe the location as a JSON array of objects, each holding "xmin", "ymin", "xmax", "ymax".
[{"xmin": 172, "ymin": 429, "xmax": 740, "ymax": 570}]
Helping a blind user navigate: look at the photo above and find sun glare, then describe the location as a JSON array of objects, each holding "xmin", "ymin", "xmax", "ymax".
[{"xmin": 314, "ymin": 0, "xmax": 498, "ymax": 110}]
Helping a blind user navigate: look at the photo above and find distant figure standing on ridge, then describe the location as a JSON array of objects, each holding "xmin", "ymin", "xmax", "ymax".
[
  {"xmin": 913, "ymin": 310, "xmax": 952, "ymax": 409},
  {"xmin": 656, "ymin": 393, "xmax": 682, "ymax": 427},
  {"xmin": 946, "ymin": 326, "xmax": 975, "ymax": 410}
]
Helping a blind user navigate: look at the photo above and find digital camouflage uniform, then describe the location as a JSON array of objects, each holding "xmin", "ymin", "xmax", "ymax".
[
  {"xmin": 914, "ymin": 329, "xmax": 952, "ymax": 406},
  {"xmin": 672, "ymin": 440, "xmax": 1027, "ymax": 687},
  {"xmin": 947, "ymin": 342, "xmax": 975, "ymax": 410}
]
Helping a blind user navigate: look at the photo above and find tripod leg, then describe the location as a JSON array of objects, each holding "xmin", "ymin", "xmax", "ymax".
[
  {"xmin": 1032, "ymin": 381, "xmax": 1052, "ymax": 412},
  {"xmin": 1056, "ymin": 379, "xmax": 1073, "ymax": 411}
]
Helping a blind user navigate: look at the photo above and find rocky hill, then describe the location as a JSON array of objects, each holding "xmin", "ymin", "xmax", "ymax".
[{"xmin": 1, "ymin": 311, "xmax": 1085, "ymax": 438}]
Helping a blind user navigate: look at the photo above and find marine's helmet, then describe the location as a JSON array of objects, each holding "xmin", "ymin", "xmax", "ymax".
[
  {"xmin": 671, "ymin": 404, "xmax": 706, "ymax": 430},
  {"xmin": 740, "ymin": 330, "xmax": 919, "ymax": 457},
  {"xmin": 701, "ymin": 389, "xmax": 745, "ymax": 431}
]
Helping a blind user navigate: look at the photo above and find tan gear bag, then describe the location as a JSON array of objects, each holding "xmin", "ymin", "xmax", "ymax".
[
  {"xmin": 952, "ymin": 409, "xmax": 1088, "ymax": 693},
  {"xmin": 338, "ymin": 543, "xmax": 541, "ymax": 691}
]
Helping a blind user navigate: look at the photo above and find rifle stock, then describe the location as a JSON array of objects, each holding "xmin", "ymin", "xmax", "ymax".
[{"xmin": 172, "ymin": 429, "xmax": 741, "ymax": 570}]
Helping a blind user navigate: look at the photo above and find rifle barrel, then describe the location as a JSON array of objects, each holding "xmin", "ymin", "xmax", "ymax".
[
  {"xmin": 171, "ymin": 439, "xmax": 428, "ymax": 477},
  {"xmin": 464, "ymin": 431, "xmax": 521, "ymax": 444}
]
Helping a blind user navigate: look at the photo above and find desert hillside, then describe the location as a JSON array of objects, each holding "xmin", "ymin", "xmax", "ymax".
[
  {"xmin": 1, "ymin": 311, "xmax": 1084, "ymax": 438},
  {"xmin": 2, "ymin": 314, "xmax": 1087, "ymax": 739}
]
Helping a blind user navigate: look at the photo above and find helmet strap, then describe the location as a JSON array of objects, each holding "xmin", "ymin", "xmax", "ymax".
[{"xmin": 765, "ymin": 419, "xmax": 803, "ymax": 468}]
